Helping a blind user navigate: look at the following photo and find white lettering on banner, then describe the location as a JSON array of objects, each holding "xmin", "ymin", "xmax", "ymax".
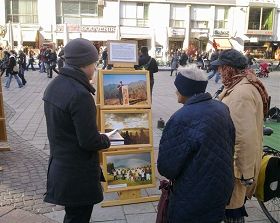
[
  {"xmin": 81, "ymin": 26, "xmax": 116, "ymax": 33},
  {"xmin": 55, "ymin": 25, "xmax": 116, "ymax": 33},
  {"xmin": 168, "ymin": 28, "xmax": 185, "ymax": 37}
]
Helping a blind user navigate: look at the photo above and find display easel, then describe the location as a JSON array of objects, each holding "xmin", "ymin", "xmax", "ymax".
[
  {"xmin": 96, "ymin": 40, "xmax": 159, "ymax": 207},
  {"xmin": 0, "ymin": 79, "xmax": 10, "ymax": 171}
]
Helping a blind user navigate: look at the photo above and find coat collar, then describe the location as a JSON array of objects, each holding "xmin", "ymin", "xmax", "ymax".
[
  {"xmin": 219, "ymin": 77, "xmax": 249, "ymax": 99},
  {"xmin": 184, "ymin": 92, "xmax": 212, "ymax": 106},
  {"xmin": 60, "ymin": 65, "xmax": 96, "ymax": 95}
]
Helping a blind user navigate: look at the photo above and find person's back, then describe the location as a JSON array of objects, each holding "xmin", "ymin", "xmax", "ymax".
[
  {"xmin": 43, "ymin": 38, "xmax": 110, "ymax": 223},
  {"xmin": 158, "ymin": 66, "xmax": 235, "ymax": 223},
  {"xmin": 138, "ymin": 47, "xmax": 158, "ymax": 95}
]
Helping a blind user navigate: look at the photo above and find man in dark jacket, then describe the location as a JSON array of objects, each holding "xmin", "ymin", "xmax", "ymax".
[
  {"xmin": 136, "ymin": 46, "xmax": 158, "ymax": 97},
  {"xmin": 43, "ymin": 38, "xmax": 111, "ymax": 223},
  {"xmin": 157, "ymin": 65, "xmax": 235, "ymax": 223}
]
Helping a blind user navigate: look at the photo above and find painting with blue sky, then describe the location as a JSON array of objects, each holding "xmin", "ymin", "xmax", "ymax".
[{"xmin": 102, "ymin": 73, "xmax": 148, "ymax": 106}]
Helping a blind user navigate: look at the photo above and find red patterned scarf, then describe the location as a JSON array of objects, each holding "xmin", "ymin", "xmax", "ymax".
[{"xmin": 220, "ymin": 66, "xmax": 269, "ymax": 116}]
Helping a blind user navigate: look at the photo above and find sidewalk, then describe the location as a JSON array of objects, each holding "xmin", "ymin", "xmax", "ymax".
[{"xmin": 0, "ymin": 69, "xmax": 279, "ymax": 222}]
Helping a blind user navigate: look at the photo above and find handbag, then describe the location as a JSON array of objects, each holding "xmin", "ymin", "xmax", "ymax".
[
  {"xmin": 13, "ymin": 64, "xmax": 19, "ymax": 73},
  {"xmin": 156, "ymin": 179, "xmax": 172, "ymax": 223}
]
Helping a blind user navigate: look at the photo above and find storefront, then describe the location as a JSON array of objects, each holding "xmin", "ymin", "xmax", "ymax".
[
  {"xmin": 189, "ymin": 28, "xmax": 209, "ymax": 52},
  {"xmin": 168, "ymin": 28, "xmax": 185, "ymax": 53},
  {"xmin": 244, "ymin": 40, "xmax": 279, "ymax": 59}
]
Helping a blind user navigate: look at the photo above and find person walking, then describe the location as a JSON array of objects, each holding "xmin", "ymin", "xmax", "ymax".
[
  {"xmin": 5, "ymin": 50, "xmax": 23, "ymax": 88},
  {"xmin": 101, "ymin": 48, "xmax": 108, "ymax": 70},
  {"xmin": 43, "ymin": 38, "xmax": 111, "ymax": 223},
  {"xmin": 137, "ymin": 46, "xmax": 158, "ymax": 97},
  {"xmin": 211, "ymin": 49, "xmax": 269, "ymax": 223},
  {"xmin": 170, "ymin": 52, "xmax": 179, "ymax": 76},
  {"xmin": 18, "ymin": 50, "xmax": 27, "ymax": 85},
  {"xmin": 0, "ymin": 51, "xmax": 10, "ymax": 77},
  {"xmin": 46, "ymin": 49, "xmax": 59, "ymax": 78},
  {"xmin": 208, "ymin": 50, "xmax": 221, "ymax": 83},
  {"xmin": 179, "ymin": 50, "xmax": 188, "ymax": 66},
  {"xmin": 157, "ymin": 65, "xmax": 235, "ymax": 223},
  {"xmin": 26, "ymin": 49, "xmax": 36, "ymax": 71}
]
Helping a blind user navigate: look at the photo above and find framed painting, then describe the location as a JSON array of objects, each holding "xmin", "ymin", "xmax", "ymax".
[
  {"xmin": 100, "ymin": 109, "xmax": 153, "ymax": 149},
  {"xmin": 99, "ymin": 70, "xmax": 151, "ymax": 109},
  {"xmin": 102, "ymin": 148, "xmax": 156, "ymax": 192}
]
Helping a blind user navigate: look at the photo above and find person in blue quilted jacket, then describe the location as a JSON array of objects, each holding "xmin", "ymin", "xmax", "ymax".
[{"xmin": 157, "ymin": 65, "xmax": 236, "ymax": 223}]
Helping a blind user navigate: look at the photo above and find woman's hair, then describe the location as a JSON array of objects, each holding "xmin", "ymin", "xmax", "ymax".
[{"xmin": 178, "ymin": 64, "xmax": 208, "ymax": 82}]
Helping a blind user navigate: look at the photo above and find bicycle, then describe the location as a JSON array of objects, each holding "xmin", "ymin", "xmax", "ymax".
[{"xmin": 257, "ymin": 128, "xmax": 280, "ymax": 223}]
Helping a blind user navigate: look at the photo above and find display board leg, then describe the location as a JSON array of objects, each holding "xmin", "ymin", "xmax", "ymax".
[{"xmin": 101, "ymin": 189, "xmax": 160, "ymax": 207}]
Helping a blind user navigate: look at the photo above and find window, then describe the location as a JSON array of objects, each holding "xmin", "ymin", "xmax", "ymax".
[
  {"xmin": 170, "ymin": 4, "xmax": 186, "ymax": 28},
  {"xmin": 190, "ymin": 6, "xmax": 211, "ymax": 29},
  {"xmin": 120, "ymin": 2, "xmax": 149, "ymax": 27},
  {"xmin": 56, "ymin": 0, "xmax": 98, "ymax": 25},
  {"xmin": 248, "ymin": 7, "xmax": 274, "ymax": 30},
  {"xmin": 214, "ymin": 7, "xmax": 229, "ymax": 29},
  {"xmin": 6, "ymin": 0, "xmax": 38, "ymax": 24}
]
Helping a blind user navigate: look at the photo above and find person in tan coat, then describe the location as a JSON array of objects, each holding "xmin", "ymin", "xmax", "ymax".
[{"xmin": 211, "ymin": 49, "xmax": 269, "ymax": 223}]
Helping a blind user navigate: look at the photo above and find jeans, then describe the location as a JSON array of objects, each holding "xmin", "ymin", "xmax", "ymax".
[
  {"xmin": 18, "ymin": 67, "xmax": 27, "ymax": 85},
  {"xmin": 208, "ymin": 70, "xmax": 221, "ymax": 83},
  {"xmin": 5, "ymin": 72, "xmax": 23, "ymax": 88},
  {"xmin": 40, "ymin": 61, "xmax": 46, "ymax": 73},
  {"xmin": 26, "ymin": 59, "xmax": 35, "ymax": 70}
]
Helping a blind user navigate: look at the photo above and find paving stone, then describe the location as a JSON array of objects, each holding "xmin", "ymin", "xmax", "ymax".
[
  {"xmin": 0, "ymin": 206, "xmax": 14, "ymax": 217},
  {"xmin": 0, "ymin": 209, "xmax": 58, "ymax": 223},
  {"xmin": 123, "ymin": 202, "xmax": 155, "ymax": 214},
  {"xmin": 126, "ymin": 212, "xmax": 157, "ymax": 223},
  {"xmin": 91, "ymin": 204, "xmax": 125, "ymax": 222}
]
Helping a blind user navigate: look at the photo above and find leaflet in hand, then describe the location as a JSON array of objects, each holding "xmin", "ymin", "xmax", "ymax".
[{"xmin": 104, "ymin": 129, "xmax": 124, "ymax": 142}]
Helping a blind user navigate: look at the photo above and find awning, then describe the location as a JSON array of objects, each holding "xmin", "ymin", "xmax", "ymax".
[
  {"xmin": 214, "ymin": 38, "xmax": 232, "ymax": 49},
  {"xmin": 22, "ymin": 30, "xmax": 38, "ymax": 42}
]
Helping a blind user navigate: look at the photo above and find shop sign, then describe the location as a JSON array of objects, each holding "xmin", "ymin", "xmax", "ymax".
[
  {"xmin": 56, "ymin": 24, "xmax": 116, "ymax": 33},
  {"xmin": 0, "ymin": 25, "xmax": 7, "ymax": 38},
  {"xmin": 168, "ymin": 28, "xmax": 185, "ymax": 37},
  {"xmin": 213, "ymin": 29, "xmax": 229, "ymax": 37},
  {"xmin": 190, "ymin": 28, "xmax": 209, "ymax": 34},
  {"xmin": 247, "ymin": 30, "xmax": 273, "ymax": 35},
  {"xmin": 81, "ymin": 26, "xmax": 116, "ymax": 33}
]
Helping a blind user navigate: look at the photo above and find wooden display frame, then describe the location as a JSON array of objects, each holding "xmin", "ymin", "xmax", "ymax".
[
  {"xmin": 98, "ymin": 69, "xmax": 151, "ymax": 110},
  {"xmin": 107, "ymin": 40, "xmax": 138, "ymax": 67},
  {"xmin": 100, "ymin": 109, "xmax": 153, "ymax": 149},
  {"xmin": 102, "ymin": 148, "xmax": 156, "ymax": 193}
]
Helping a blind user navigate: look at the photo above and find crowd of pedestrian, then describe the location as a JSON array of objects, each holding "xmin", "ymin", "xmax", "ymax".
[{"xmin": 0, "ymin": 45, "xmax": 65, "ymax": 89}]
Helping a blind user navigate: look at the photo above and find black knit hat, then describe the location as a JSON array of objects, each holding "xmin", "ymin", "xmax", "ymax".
[
  {"xmin": 64, "ymin": 38, "xmax": 98, "ymax": 67},
  {"xmin": 211, "ymin": 49, "xmax": 248, "ymax": 69}
]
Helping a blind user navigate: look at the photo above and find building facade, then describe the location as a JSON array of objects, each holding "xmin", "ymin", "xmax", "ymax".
[{"xmin": 0, "ymin": 0, "xmax": 279, "ymax": 61}]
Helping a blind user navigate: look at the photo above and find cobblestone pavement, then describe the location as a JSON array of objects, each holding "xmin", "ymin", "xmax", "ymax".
[{"xmin": 0, "ymin": 69, "xmax": 279, "ymax": 222}]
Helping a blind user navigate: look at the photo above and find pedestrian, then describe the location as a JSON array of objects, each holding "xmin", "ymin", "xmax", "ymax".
[
  {"xmin": 57, "ymin": 48, "xmax": 65, "ymax": 72},
  {"xmin": 170, "ymin": 52, "xmax": 179, "ymax": 76},
  {"xmin": 18, "ymin": 50, "xmax": 27, "ymax": 85},
  {"xmin": 137, "ymin": 46, "xmax": 158, "ymax": 97},
  {"xmin": 179, "ymin": 50, "xmax": 188, "ymax": 66},
  {"xmin": 43, "ymin": 38, "xmax": 111, "ymax": 223},
  {"xmin": 211, "ymin": 49, "xmax": 269, "ymax": 223},
  {"xmin": 0, "ymin": 51, "xmax": 10, "ymax": 77},
  {"xmin": 26, "ymin": 49, "xmax": 36, "ymax": 71},
  {"xmin": 101, "ymin": 48, "xmax": 108, "ymax": 70},
  {"xmin": 208, "ymin": 50, "xmax": 221, "ymax": 83},
  {"xmin": 46, "ymin": 49, "xmax": 59, "ymax": 78},
  {"xmin": 5, "ymin": 50, "xmax": 23, "ymax": 88},
  {"xmin": 157, "ymin": 65, "xmax": 235, "ymax": 223}
]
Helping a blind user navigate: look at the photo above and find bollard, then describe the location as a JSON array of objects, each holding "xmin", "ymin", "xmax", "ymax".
[{"xmin": 157, "ymin": 118, "xmax": 165, "ymax": 129}]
